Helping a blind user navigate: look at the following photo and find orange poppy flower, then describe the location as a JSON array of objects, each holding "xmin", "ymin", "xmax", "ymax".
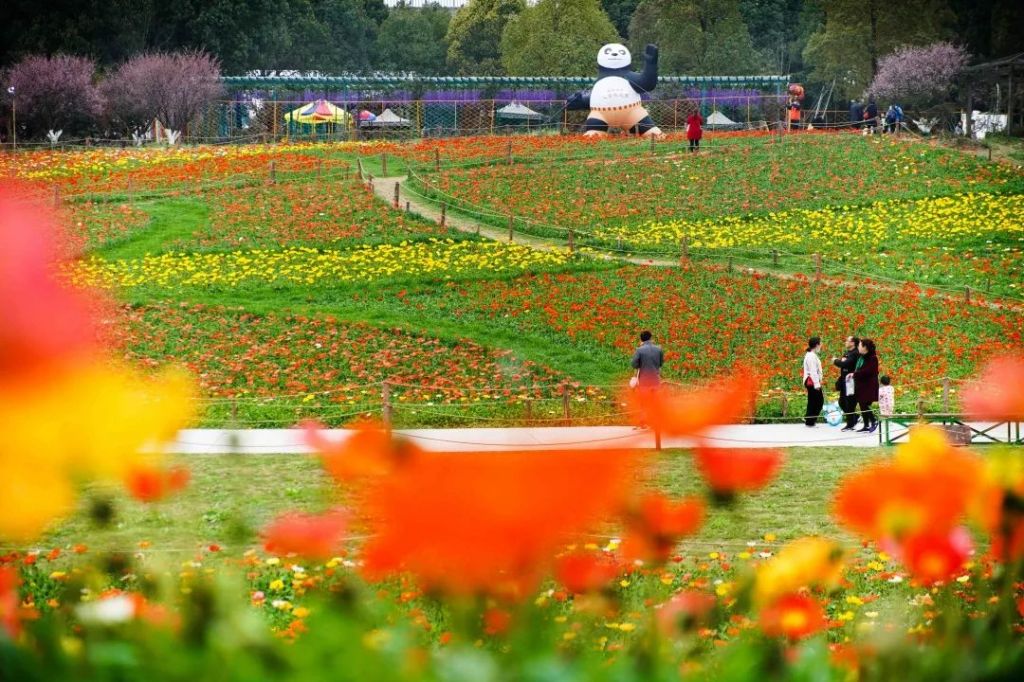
[
  {"xmin": 621, "ymin": 494, "xmax": 705, "ymax": 562},
  {"xmin": 124, "ymin": 464, "xmax": 190, "ymax": 503},
  {"xmin": 902, "ymin": 528, "xmax": 972, "ymax": 586},
  {"xmin": 627, "ymin": 366, "xmax": 758, "ymax": 436},
  {"xmin": 359, "ymin": 448, "xmax": 638, "ymax": 595},
  {"xmin": 694, "ymin": 447, "xmax": 783, "ymax": 497},
  {"xmin": 262, "ymin": 509, "xmax": 349, "ymax": 560},
  {"xmin": 961, "ymin": 355, "xmax": 1024, "ymax": 421},
  {"xmin": 555, "ymin": 551, "xmax": 621, "ymax": 594},
  {"xmin": 759, "ymin": 593, "xmax": 827, "ymax": 641}
]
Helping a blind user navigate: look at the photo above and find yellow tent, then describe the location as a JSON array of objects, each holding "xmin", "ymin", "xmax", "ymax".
[{"xmin": 284, "ymin": 99, "xmax": 351, "ymax": 125}]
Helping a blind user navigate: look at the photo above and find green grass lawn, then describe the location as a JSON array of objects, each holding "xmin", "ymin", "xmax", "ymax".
[{"xmin": 36, "ymin": 447, "xmax": 894, "ymax": 556}]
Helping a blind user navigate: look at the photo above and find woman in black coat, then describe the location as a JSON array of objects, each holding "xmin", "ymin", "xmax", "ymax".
[{"xmin": 852, "ymin": 338, "xmax": 880, "ymax": 433}]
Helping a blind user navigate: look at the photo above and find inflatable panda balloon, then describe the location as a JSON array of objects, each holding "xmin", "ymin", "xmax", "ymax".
[{"xmin": 566, "ymin": 43, "xmax": 662, "ymax": 137}]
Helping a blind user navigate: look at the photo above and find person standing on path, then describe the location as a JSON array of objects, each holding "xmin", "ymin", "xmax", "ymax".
[
  {"xmin": 631, "ymin": 330, "xmax": 664, "ymax": 429},
  {"xmin": 803, "ymin": 336, "xmax": 824, "ymax": 427},
  {"xmin": 853, "ymin": 338, "xmax": 880, "ymax": 433},
  {"xmin": 686, "ymin": 111, "xmax": 703, "ymax": 152},
  {"xmin": 832, "ymin": 335, "xmax": 860, "ymax": 431}
]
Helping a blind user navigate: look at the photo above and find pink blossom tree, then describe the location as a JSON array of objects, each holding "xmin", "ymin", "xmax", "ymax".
[
  {"xmin": 3, "ymin": 55, "xmax": 102, "ymax": 138},
  {"xmin": 867, "ymin": 42, "xmax": 969, "ymax": 107},
  {"xmin": 102, "ymin": 51, "xmax": 224, "ymax": 134}
]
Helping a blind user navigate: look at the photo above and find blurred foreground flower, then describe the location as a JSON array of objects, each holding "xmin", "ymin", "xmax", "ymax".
[
  {"xmin": 1, "ymin": 567, "xmax": 20, "ymax": 639},
  {"xmin": 311, "ymin": 425, "xmax": 639, "ymax": 596},
  {"xmin": 759, "ymin": 593, "xmax": 827, "ymax": 641},
  {"xmin": 621, "ymin": 494, "xmax": 705, "ymax": 562},
  {"xmin": 262, "ymin": 510, "xmax": 349, "ymax": 560},
  {"xmin": 901, "ymin": 528, "xmax": 972, "ymax": 586},
  {"xmin": 694, "ymin": 447, "xmax": 783, "ymax": 501},
  {"xmin": 0, "ymin": 184, "xmax": 195, "ymax": 541},
  {"xmin": 961, "ymin": 355, "xmax": 1024, "ymax": 421},
  {"xmin": 555, "ymin": 551, "xmax": 621, "ymax": 594},
  {"xmin": 627, "ymin": 366, "xmax": 758, "ymax": 436},
  {"xmin": 755, "ymin": 537, "xmax": 845, "ymax": 605}
]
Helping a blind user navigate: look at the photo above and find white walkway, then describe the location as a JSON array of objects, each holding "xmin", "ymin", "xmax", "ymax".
[{"xmin": 163, "ymin": 423, "xmax": 889, "ymax": 454}]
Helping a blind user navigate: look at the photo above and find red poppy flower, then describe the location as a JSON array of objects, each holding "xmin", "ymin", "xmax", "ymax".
[
  {"xmin": 483, "ymin": 607, "xmax": 512, "ymax": 636},
  {"xmin": 694, "ymin": 447, "xmax": 783, "ymax": 497},
  {"xmin": 555, "ymin": 551, "xmax": 621, "ymax": 594},
  {"xmin": 262, "ymin": 509, "xmax": 349, "ymax": 560},
  {"xmin": 759, "ymin": 593, "xmax": 827, "ymax": 641},
  {"xmin": 622, "ymin": 494, "xmax": 705, "ymax": 562},
  {"xmin": 124, "ymin": 464, "xmax": 190, "ymax": 503},
  {"xmin": 961, "ymin": 355, "xmax": 1024, "ymax": 421},
  {"xmin": 902, "ymin": 527, "xmax": 972, "ymax": 586}
]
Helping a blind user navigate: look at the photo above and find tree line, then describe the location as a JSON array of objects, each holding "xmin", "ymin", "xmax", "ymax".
[{"xmin": 2, "ymin": 0, "xmax": 1020, "ymax": 85}]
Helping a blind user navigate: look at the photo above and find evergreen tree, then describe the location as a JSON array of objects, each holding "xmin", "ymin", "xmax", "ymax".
[
  {"xmin": 628, "ymin": 0, "xmax": 764, "ymax": 75},
  {"xmin": 501, "ymin": 0, "xmax": 619, "ymax": 76},
  {"xmin": 446, "ymin": 0, "xmax": 526, "ymax": 76},
  {"xmin": 802, "ymin": 0, "xmax": 954, "ymax": 97},
  {"xmin": 376, "ymin": 4, "xmax": 451, "ymax": 74},
  {"xmin": 600, "ymin": 0, "xmax": 641, "ymax": 39}
]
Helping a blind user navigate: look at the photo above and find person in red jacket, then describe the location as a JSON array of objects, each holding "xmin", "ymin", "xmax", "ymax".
[{"xmin": 686, "ymin": 111, "xmax": 703, "ymax": 152}]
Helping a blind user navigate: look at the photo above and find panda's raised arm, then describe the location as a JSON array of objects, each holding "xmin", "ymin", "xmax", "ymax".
[
  {"xmin": 627, "ymin": 44, "xmax": 659, "ymax": 94},
  {"xmin": 566, "ymin": 90, "xmax": 591, "ymax": 111}
]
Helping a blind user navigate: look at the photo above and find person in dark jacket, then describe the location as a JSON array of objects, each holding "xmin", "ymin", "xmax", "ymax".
[
  {"xmin": 852, "ymin": 338, "xmax": 880, "ymax": 432},
  {"xmin": 850, "ymin": 100, "xmax": 864, "ymax": 128},
  {"xmin": 832, "ymin": 335, "xmax": 860, "ymax": 430},
  {"xmin": 631, "ymin": 330, "xmax": 664, "ymax": 429},
  {"xmin": 865, "ymin": 99, "xmax": 879, "ymax": 134}
]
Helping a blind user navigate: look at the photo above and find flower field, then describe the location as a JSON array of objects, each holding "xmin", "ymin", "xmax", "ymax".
[
  {"xmin": 3, "ymin": 131, "xmax": 1024, "ymax": 681},
  {"xmin": 412, "ymin": 134, "xmax": 1024, "ymax": 295},
  {"xmin": 71, "ymin": 238, "xmax": 576, "ymax": 290}
]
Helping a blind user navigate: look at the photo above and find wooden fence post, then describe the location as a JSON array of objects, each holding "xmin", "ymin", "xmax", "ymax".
[
  {"xmin": 269, "ymin": 161, "xmax": 276, "ymax": 184},
  {"xmin": 780, "ymin": 394, "xmax": 788, "ymax": 418},
  {"xmin": 356, "ymin": 158, "xmax": 364, "ymax": 180},
  {"xmin": 507, "ymin": 139, "xmax": 513, "ymax": 165},
  {"xmin": 381, "ymin": 381, "xmax": 393, "ymax": 428},
  {"xmin": 317, "ymin": 160, "xmax": 323, "ymax": 178},
  {"xmin": 381, "ymin": 152, "xmax": 388, "ymax": 176},
  {"xmin": 525, "ymin": 398, "xmax": 533, "ymax": 424},
  {"xmin": 127, "ymin": 178, "xmax": 133, "ymax": 204},
  {"xmin": 440, "ymin": 203, "xmax": 447, "ymax": 227},
  {"xmin": 680, "ymin": 236, "xmax": 689, "ymax": 261},
  {"xmin": 405, "ymin": 201, "xmax": 410, "ymax": 213},
  {"xmin": 942, "ymin": 377, "xmax": 950, "ymax": 413},
  {"xmin": 568, "ymin": 229, "xmax": 574, "ymax": 254},
  {"xmin": 367, "ymin": 175, "xmax": 374, "ymax": 192},
  {"xmin": 393, "ymin": 181, "xmax": 400, "ymax": 208},
  {"xmin": 434, "ymin": 148, "xmax": 441, "ymax": 172},
  {"xmin": 917, "ymin": 398, "xmax": 925, "ymax": 420},
  {"xmin": 52, "ymin": 184, "xmax": 60, "ymax": 208},
  {"xmin": 508, "ymin": 215, "xmax": 514, "ymax": 242},
  {"xmin": 772, "ymin": 249, "xmax": 779, "ymax": 267},
  {"xmin": 728, "ymin": 256, "xmax": 734, "ymax": 272},
  {"xmin": 813, "ymin": 252, "xmax": 822, "ymax": 279},
  {"xmin": 964, "ymin": 286, "xmax": 971, "ymax": 303},
  {"xmin": 561, "ymin": 384, "xmax": 571, "ymax": 424}
]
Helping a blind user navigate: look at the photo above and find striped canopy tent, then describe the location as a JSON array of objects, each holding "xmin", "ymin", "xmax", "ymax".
[{"xmin": 284, "ymin": 99, "xmax": 351, "ymax": 125}]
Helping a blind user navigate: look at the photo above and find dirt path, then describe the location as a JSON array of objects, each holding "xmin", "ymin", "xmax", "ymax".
[{"xmin": 370, "ymin": 175, "xmax": 1023, "ymax": 314}]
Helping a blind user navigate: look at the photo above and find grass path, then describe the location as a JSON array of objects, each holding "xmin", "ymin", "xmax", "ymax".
[{"xmin": 94, "ymin": 198, "xmax": 209, "ymax": 260}]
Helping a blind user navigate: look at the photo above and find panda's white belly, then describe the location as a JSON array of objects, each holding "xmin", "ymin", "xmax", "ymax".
[{"xmin": 590, "ymin": 76, "xmax": 641, "ymax": 110}]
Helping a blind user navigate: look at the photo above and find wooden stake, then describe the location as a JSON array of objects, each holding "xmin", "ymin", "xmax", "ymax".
[
  {"xmin": 561, "ymin": 384, "xmax": 571, "ymax": 424},
  {"xmin": 356, "ymin": 158, "xmax": 364, "ymax": 180},
  {"xmin": 405, "ymin": 201, "xmax": 410, "ymax": 213},
  {"xmin": 52, "ymin": 184, "xmax": 60, "ymax": 208},
  {"xmin": 381, "ymin": 152, "xmax": 388, "ymax": 176},
  {"xmin": 381, "ymin": 381, "xmax": 392, "ymax": 428},
  {"xmin": 680, "ymin": 236, "xmax": 689, "ymax": 260},
  {"xmin": 506, "ymin": 139, "xmax": 513, "ymax": 165},
  {"xmin": 525, "ymin": 398, "xmax": 533, "ymax": 424},
  {"xmin": 269, "ymin": 160, "xmax": 276, "ymax": 184},
  {"xmin": 772, "ymin": 249, "xmax": 779, "ymax": 267},
  {"xmin": 813, "ymin": 252, "xmax": 822, "ymax": 279},
  {"xmin": 434, "ymin": 148, "xmax": 440, "ymax": 172},
  {"xmin": 780, "ymin": 394, "xmax": 788, "ymax": 418},
  {"xmin": 440, "ymin": 203, "xmax": 446, "ymax": 227},
  {"xmin": 568, "ymin": 229, "xmax": 574, "ymax": 254},
  {"xmin": 942, "ymin": 377, "xmax": 950, "ymax": 413},
  {"xmin": 393, "ymin": 181, "xmax": 400, "ymax": 208},
  {"xmin": 508, "ymin": 215, "xmax": 514, "ymax": 242},
  {"xmin": 917, "ymin": 398, "xmax": 925, "ymax": 420},
  {"xmin": 728, "ymin": 256, "xmax": 734, "ymax": 272},
  {"xmin": 964, "ymin": 286, "xmax": 971, "ymax": 303}
]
